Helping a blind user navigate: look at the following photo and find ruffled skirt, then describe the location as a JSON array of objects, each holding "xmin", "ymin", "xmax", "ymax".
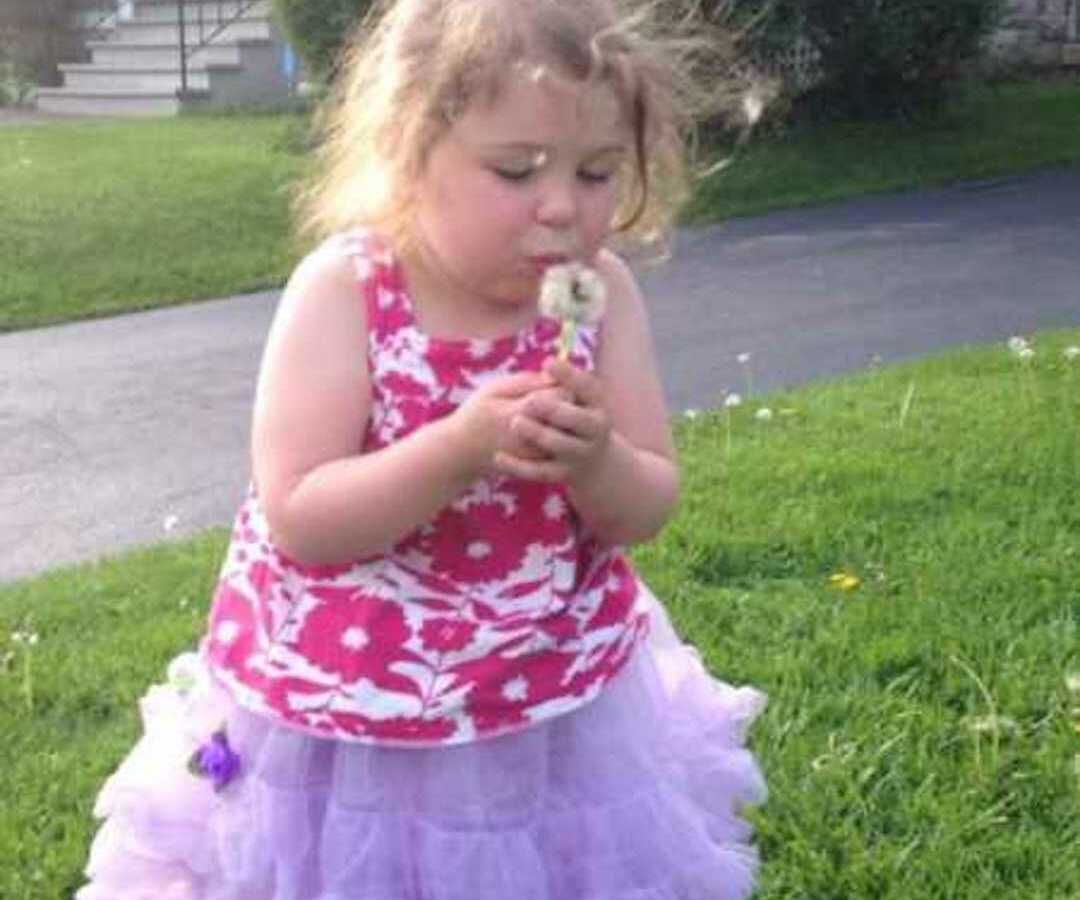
[{"xmin": 77, "ymin": 594, "xmax": 767, "ymax": 900}]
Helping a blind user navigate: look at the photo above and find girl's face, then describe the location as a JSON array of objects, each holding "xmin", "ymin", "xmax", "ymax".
[{"xmin": 410, "ymin": 69, "xmax": 630, "ymax": 316}]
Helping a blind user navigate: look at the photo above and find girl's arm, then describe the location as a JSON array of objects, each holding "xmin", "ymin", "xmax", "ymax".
[
  {"xmin": 496, "ymin": 251, "xmax": 679, "ymax": 545},
  {"xmin": 252, "ymin": 251, "xmax": 548, "ymax": 566}
]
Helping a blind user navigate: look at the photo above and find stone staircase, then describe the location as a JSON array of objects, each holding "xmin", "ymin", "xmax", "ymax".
[{"xmin": 37, "ymin": 0, "xmax": 290, "ymax": 117}]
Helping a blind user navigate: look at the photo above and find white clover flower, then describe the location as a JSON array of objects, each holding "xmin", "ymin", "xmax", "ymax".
[
  {"xmin": 538, "ymin": 262, "xmax": 607, "ymax": 360},
  {"xmin": 1007, "ymin": 336, "xmax": 1029, "ymax": 354},
  {"xmin": 755, "ymin": 407, "xmax": 773, "ymax": 422},
  {"xmin": 1064, "ymin": 346, "xmax": 1080, "ymax": 361},
  {"xmin": 724, "ymin": 393, "xmax": 743, "ymax": 409}
]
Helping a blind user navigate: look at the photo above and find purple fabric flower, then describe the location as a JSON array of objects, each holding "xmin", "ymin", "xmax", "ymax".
[{"xmin": 188, "ymin": 729, "xmax": 241, "ymax": 792}]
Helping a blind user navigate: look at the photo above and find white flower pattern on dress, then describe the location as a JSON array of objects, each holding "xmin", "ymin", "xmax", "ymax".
[{"xmin": 205, "ymin": 229, "xmax": 651, "ymax": 747}]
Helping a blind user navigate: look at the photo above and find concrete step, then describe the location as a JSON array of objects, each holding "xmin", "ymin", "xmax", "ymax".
[
  {"xmin": 1064, "ymin": 43, "xmax": 1080, "ymax": 67},
  {"xmin": 35, "ymin": 88, "xmax": 206, "ymax": 117},
  {"xmin": 113, "ymin": 15, "xmax": 273, "ymax": 45},
  {"xmin": 87, "ymin": 39, "xmax": 255, "ymax": 68},
  {"xmin": 57, "ymin": 63, "xmax": 225, "ymax": 92},
  {"xmin": 131, "ymin": 0, "xmax": 271, "ymax": 25}
]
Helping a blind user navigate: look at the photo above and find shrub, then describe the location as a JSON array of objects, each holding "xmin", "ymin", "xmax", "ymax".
[
  {"xmin": 271, "ymin": 0, "xmax": 373, "ymax": 83},
  {"xmin": 796, "ymin": 0, "xmax": 1007, "ymax": 121}
]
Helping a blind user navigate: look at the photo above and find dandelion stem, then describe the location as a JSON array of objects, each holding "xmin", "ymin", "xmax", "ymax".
[
  {"xmin": 21, "ymin": 650, "xmax": 33, "ymax": 713},
  {"xmin": 557, "ymin": 320, "xmax": 576, "ymax": 362},
  {"xmin": 898, "ymin": 380, "xmax": 917, "ymax": 428}
]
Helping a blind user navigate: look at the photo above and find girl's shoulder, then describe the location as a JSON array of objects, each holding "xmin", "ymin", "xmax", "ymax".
[{"xmin": 304, "ymin": 227, "xmax": 398, "ymax": 290}]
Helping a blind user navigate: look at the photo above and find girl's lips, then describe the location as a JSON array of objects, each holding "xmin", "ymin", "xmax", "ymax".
[{"xmin": 529, "ymin": 254, "xmax": 571, "ymax": 273}]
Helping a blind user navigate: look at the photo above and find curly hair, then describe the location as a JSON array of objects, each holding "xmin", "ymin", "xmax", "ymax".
[{"xmin": 292, "ymin": 0, "xmax": 746, "ymax": 258}]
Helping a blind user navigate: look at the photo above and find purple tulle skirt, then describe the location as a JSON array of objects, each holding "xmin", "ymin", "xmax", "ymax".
[{"xmin": 77, "ymin": 593, "xmax": 767, "ymax": 900}]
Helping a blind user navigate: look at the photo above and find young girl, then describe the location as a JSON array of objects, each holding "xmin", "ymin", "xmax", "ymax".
[{"xmin": 78, "ymin": 1, "xmax": 767, "ymax": 897}]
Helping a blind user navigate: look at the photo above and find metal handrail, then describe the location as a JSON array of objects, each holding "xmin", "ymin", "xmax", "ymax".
[{"xmin": 177, "ymin": 0, "xmax": 261, "ymax": 98}]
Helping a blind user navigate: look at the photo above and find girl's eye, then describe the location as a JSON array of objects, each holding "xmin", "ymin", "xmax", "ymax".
[
  {"xmin": 493, "ymin": 167, "xmax": 534, "ymax": 182},
  {"xmin": 578, "ymin": 169, "xmax": 614, "ymax": 185}
]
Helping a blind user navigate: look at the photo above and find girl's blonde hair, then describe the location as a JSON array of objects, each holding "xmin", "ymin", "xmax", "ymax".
[{"xmin": 293, "ymin": 0, "xmax": 746, "ymax": 258}]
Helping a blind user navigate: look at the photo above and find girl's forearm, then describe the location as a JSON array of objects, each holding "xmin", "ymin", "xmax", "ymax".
[
  {"xmin": 268, "ymin": 417, "xmax": 475, "ymax": 566},
  {"xmin": 566, "ymin": 433, "xmax": 679, "ymax": 546}
]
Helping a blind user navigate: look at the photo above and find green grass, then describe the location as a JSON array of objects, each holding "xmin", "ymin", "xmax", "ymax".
[
  {"xmin": 0, "ymin": 115, "xmax": 306, "ymax": 332},
  {"xmin": 687, "ymin": 79, "xmax": 1080, "ymax": 222},
  {"xmin": 3, "ymin": 329, "xmax": 1079, "ymax": 898},
  {"xmin": 2, "ymin": 79, "xmax": 1080, "ymax": 332}
]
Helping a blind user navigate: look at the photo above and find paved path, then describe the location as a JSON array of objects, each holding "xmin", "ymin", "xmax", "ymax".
[{"xmin": 3, "ymin": 167, "xmax": 1079, "ymax": 584}]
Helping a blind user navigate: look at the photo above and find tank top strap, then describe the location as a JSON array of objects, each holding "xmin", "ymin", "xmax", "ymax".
[{"xmin": 312, "ymin": 228, "xmax": 412, "ymax": 343}]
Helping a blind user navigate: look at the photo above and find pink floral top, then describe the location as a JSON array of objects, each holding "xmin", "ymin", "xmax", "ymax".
[{"xmin": 204, "ymin": 229, "xmax": 651, "ymax": 746}]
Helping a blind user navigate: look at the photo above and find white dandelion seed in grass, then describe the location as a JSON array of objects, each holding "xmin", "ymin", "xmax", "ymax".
[
  {"xmin": 755, "ymin": 407, "xmax": 773, "ymax": 422},
  {"xmin": 967, "ymin": 714, "xmax": 1018, "ymax": 735},
  {"xmin": 1018, "ymin": 346, "xmax": 1035, "ymax": 361},
  {"xmin": 684, "ymin": 408, "xmax": 700, "ymax": 420},
  {"xmin": 724, "ymin": 393, "xmax": 743, "ymax": 409},
  {"xmin": 1064, "ymin": 346, "xmax": 1080, "ymax": 361},
  {"xmin": 736, "ymin": 352, "xmax": 752, "ymax": 365},
  {"xmin": 1007, "ymin": 336, "xmax": 1030, "ymax": 355},
  {"xmin": 538, "ymin": 263, "xmax": 607, "ymax": 361},
  {"xmin": 163, "ymin": 514, "xmax": 180, "ymax": 533}
]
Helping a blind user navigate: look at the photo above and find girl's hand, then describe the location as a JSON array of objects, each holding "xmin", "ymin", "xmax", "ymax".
[
  {"xmin": 495, "ymin": 358, "xmax": 611, "ymax": 485},
  {"xmin": 446, "ymin": 371, "xmax": 555, "ymax": 478}
]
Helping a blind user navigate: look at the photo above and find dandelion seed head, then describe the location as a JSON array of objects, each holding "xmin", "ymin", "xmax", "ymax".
[
  {"xmin": 538, "ymin": 263, "xmax": 606, "ymax": 324},
  {"xmin": 724, "ymin": 393, "xmax": 743, "ymax": 409},
  {"xmin": 968, "ymin": 714, "xmax": 1018, "ymax": 735},
  {"xmin": 736, "ymin": 352, "xmax": 752, "ymax": 365},
  {"xmin": 1018, "ymin": 347, "xmax": 1035, "ymax": 361},
  {"xmin": 1064, "ymin": 346, "xmax": 1080, "ymax": 361},
  {"xmin": 755, "ymin": 407, "xmax": 773, "ymax": 421},
  {"xmin": 1007, "ymin": 336, "xmax": 1029, "ymax": 354}
]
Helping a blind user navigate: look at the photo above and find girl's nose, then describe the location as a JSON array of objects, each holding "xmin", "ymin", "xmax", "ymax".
[{"xmin": 535, "ymin": 177, "xmax": 577, "ymax": 228}]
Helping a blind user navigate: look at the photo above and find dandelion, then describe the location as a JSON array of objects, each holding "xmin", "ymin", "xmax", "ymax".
[
  {"xmin": 754, "ymin": 407, "xmax": 773, "ymax": 422},
  {"xmin": 538, "ymin": 263, "xmax": 607, "ymax": 361},
  {"xmin": 1064, "ymin": 346, "xmax": 1080, "ymax": 361},
  {"xmin": 164, "ymin": 514, "xmax": 180, "ymax": 533},
  {"xmin": 1007, "ymin": 336, "xmax": 1030, "ymax": 355},
  {"xmin": 724, "ymin": 392, "xmax": 743, "ymax": 409},
  {"xmin": 1017, "ymin": 346, "xmax": 1035, "ymax": 362},
  {"xmin": 722, "ymin": 392, "xmax": 742, "ymax": 456},
  {"xmin": 683, "ymin": 408, "xmax": 700, "ymax": 420},
  {"xmin": 10, "ymin": 627, "xmax": 39, "ymax": 711},
  {"xmin": 967, "ymin": 714, "xmax": 1018, "ymax": 736},
  {"xmin": 828, "ymin": 572, "xmax": 861, "ymax": 592},
  {"xmin": 736, "ymin": 352, "xmax": 754, "ymax": 397},
  {"xmin": 1067, "ymin": 674, "xmax": 1080, "ymax": 693}
]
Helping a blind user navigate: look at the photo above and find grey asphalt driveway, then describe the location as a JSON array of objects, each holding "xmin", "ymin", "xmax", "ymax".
[{"xmin": 2, "ymin": 167, "xmax": 1079, "ymax": 583}]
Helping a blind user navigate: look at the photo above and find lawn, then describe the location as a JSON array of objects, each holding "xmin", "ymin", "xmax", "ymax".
[
  {"xmin": 2, "ymin": 328, "xmax": 1078, "ymax": 898},
  {"xmin": 1, "ymin": 78, "xmax": 1079, "ymax": 332}
]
